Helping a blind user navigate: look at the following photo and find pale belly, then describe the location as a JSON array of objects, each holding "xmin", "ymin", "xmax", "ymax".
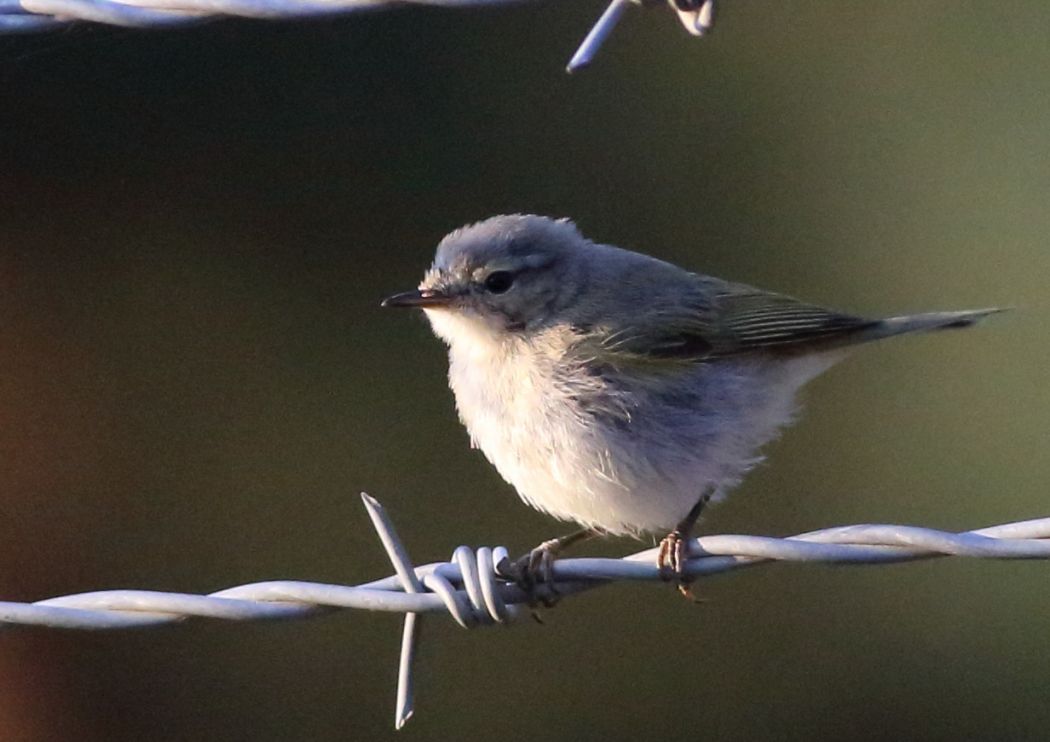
[{"xmin": 446, "ymin": 338, "xmax": 839, "ymax": 536}]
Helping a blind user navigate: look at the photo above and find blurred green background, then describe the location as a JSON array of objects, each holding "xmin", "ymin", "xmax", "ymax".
[{"xmin": 0, "ymin": 1, "xmax": 1048, "ymax": 739}]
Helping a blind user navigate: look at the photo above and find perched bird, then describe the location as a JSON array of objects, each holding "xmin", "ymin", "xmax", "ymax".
[{"xmin": 383, "ymin": 214, "xmax": 999, "ymax": 593}]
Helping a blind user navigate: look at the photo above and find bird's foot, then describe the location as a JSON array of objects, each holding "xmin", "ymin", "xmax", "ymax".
[
  {"xmin": 657, "ymin": 530, "xmax": 701, "ymax": 601},
  {"xmin": 497, "ymin": 539, "xmax": 563, "ymax": 617}
]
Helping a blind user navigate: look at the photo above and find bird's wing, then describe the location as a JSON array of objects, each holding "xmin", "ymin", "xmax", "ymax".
[
  {"xmin": 702, "ymin": 288, "xmax": 878, "ymax": 356},
  {"xmin": 578, "ymin": 280, "xmax": 877, "ymax": 366}
]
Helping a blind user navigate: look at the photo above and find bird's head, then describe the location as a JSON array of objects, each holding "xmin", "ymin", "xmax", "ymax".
[{"xmin": 382, "ymin": 214, "xmax": 589, "ymax": 346}]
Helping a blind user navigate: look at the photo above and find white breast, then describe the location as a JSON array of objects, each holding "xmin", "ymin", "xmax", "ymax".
[{"xmin": 426, "ymin": 307, "xmax": 842, "ymax": 535}]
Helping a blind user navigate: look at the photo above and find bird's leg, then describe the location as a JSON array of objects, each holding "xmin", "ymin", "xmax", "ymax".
[
  {"xmin": 498, "ymin": 527, "xmax": 603, "ymax": 611},
  {"xmin": 658, "ymin": 492, "xmax": 711, "ymax": 599}
]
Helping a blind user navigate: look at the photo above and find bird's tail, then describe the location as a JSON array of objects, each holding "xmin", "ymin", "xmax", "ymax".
[{"xmin": 860, "ymin": 307, "xmax": 1007, "ymax": 343}]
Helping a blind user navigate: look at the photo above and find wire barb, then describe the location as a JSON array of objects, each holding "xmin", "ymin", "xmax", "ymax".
[
  {"xmin": 360, "ymin": 493, "xmax": 425, "ymax": 729},
  {"xmin": 567, "ymin": 0, "xmax": 716, "ymax": 72},
  {"xmin": 2, "ymin": 496, "xmax": 1048, "ymax": 728}
]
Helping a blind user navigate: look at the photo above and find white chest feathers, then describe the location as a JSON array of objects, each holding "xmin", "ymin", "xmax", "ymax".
[{"xmin": 425, "ymin": 307, "xmax": 840, "ymax": 535}]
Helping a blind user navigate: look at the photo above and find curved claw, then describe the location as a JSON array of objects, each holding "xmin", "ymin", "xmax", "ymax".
[
  {"xmin": 497, "ymin": 541, "xmax": 563, "ymax": 614},
  {"xmin": 657, "ymin": 531, "xmax": 700, "ymax": 601}
]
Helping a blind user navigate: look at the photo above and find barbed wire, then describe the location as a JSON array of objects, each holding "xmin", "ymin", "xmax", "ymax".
[
  {"xmin": 2, "ymin": 493, "xmax": 1048, "ymax": 728},
  {"xmin": 0, "ymin": 0, "xmax": 716, "ymax": 72}
]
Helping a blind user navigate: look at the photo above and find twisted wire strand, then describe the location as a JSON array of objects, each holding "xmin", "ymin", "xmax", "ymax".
[
  {"xmin": 1, "ymin": 0, "xmax": 516, "ymax": 30},
  {"xmin": 0, "ymin": 0, "xmax": 716, "ymax": 72},
  {"xmin": 4, "ymin": 512, "xmax": 1050, "ymax": 632},
  {"xmin": 3, "ymin": 495, "xmax": 1047, "ymax": 727}
]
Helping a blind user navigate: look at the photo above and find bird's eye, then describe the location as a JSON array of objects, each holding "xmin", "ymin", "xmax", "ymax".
[{"xmin": 483, "ymin": 271, "xmax": 514, "ymax": 294}]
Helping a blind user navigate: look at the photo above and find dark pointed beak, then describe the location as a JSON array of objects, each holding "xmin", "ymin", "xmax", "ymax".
[{"xmin": 380, "ymin": 288, "xmax": 454, "ymax": 308}]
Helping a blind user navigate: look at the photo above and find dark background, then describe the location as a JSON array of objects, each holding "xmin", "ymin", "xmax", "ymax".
[{"xmin": 1, "ymin": 1, "xmax": 1048, "ymax": 739}]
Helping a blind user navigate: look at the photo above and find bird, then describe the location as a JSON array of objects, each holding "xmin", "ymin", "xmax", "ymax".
[{"xmin": 382, "ymin": 214, "xmax": 1000, "ymax": 597}]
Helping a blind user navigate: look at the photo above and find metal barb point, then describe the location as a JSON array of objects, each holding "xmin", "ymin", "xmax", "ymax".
[
  {"xmin": 360, "ymin": 493, "xmax": 424, "ymax": 730},
  {"xmin": 567, "ymin": 0, "xmax": 631, "ymax": 73},
  {"xmin": 566, "ymin": 0, "xmax": 716, "ymax": 73}
]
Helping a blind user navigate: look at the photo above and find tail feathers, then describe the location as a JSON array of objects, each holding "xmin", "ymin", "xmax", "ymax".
[{"xmin": 863, "ymin": 307, "xmax": 1007, "ymax": 343}]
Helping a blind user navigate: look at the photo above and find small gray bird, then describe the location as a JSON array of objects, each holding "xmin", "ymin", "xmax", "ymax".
[{"xmin": 383, "ymin": 214, "xmax": 999, "ymax": 592}]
